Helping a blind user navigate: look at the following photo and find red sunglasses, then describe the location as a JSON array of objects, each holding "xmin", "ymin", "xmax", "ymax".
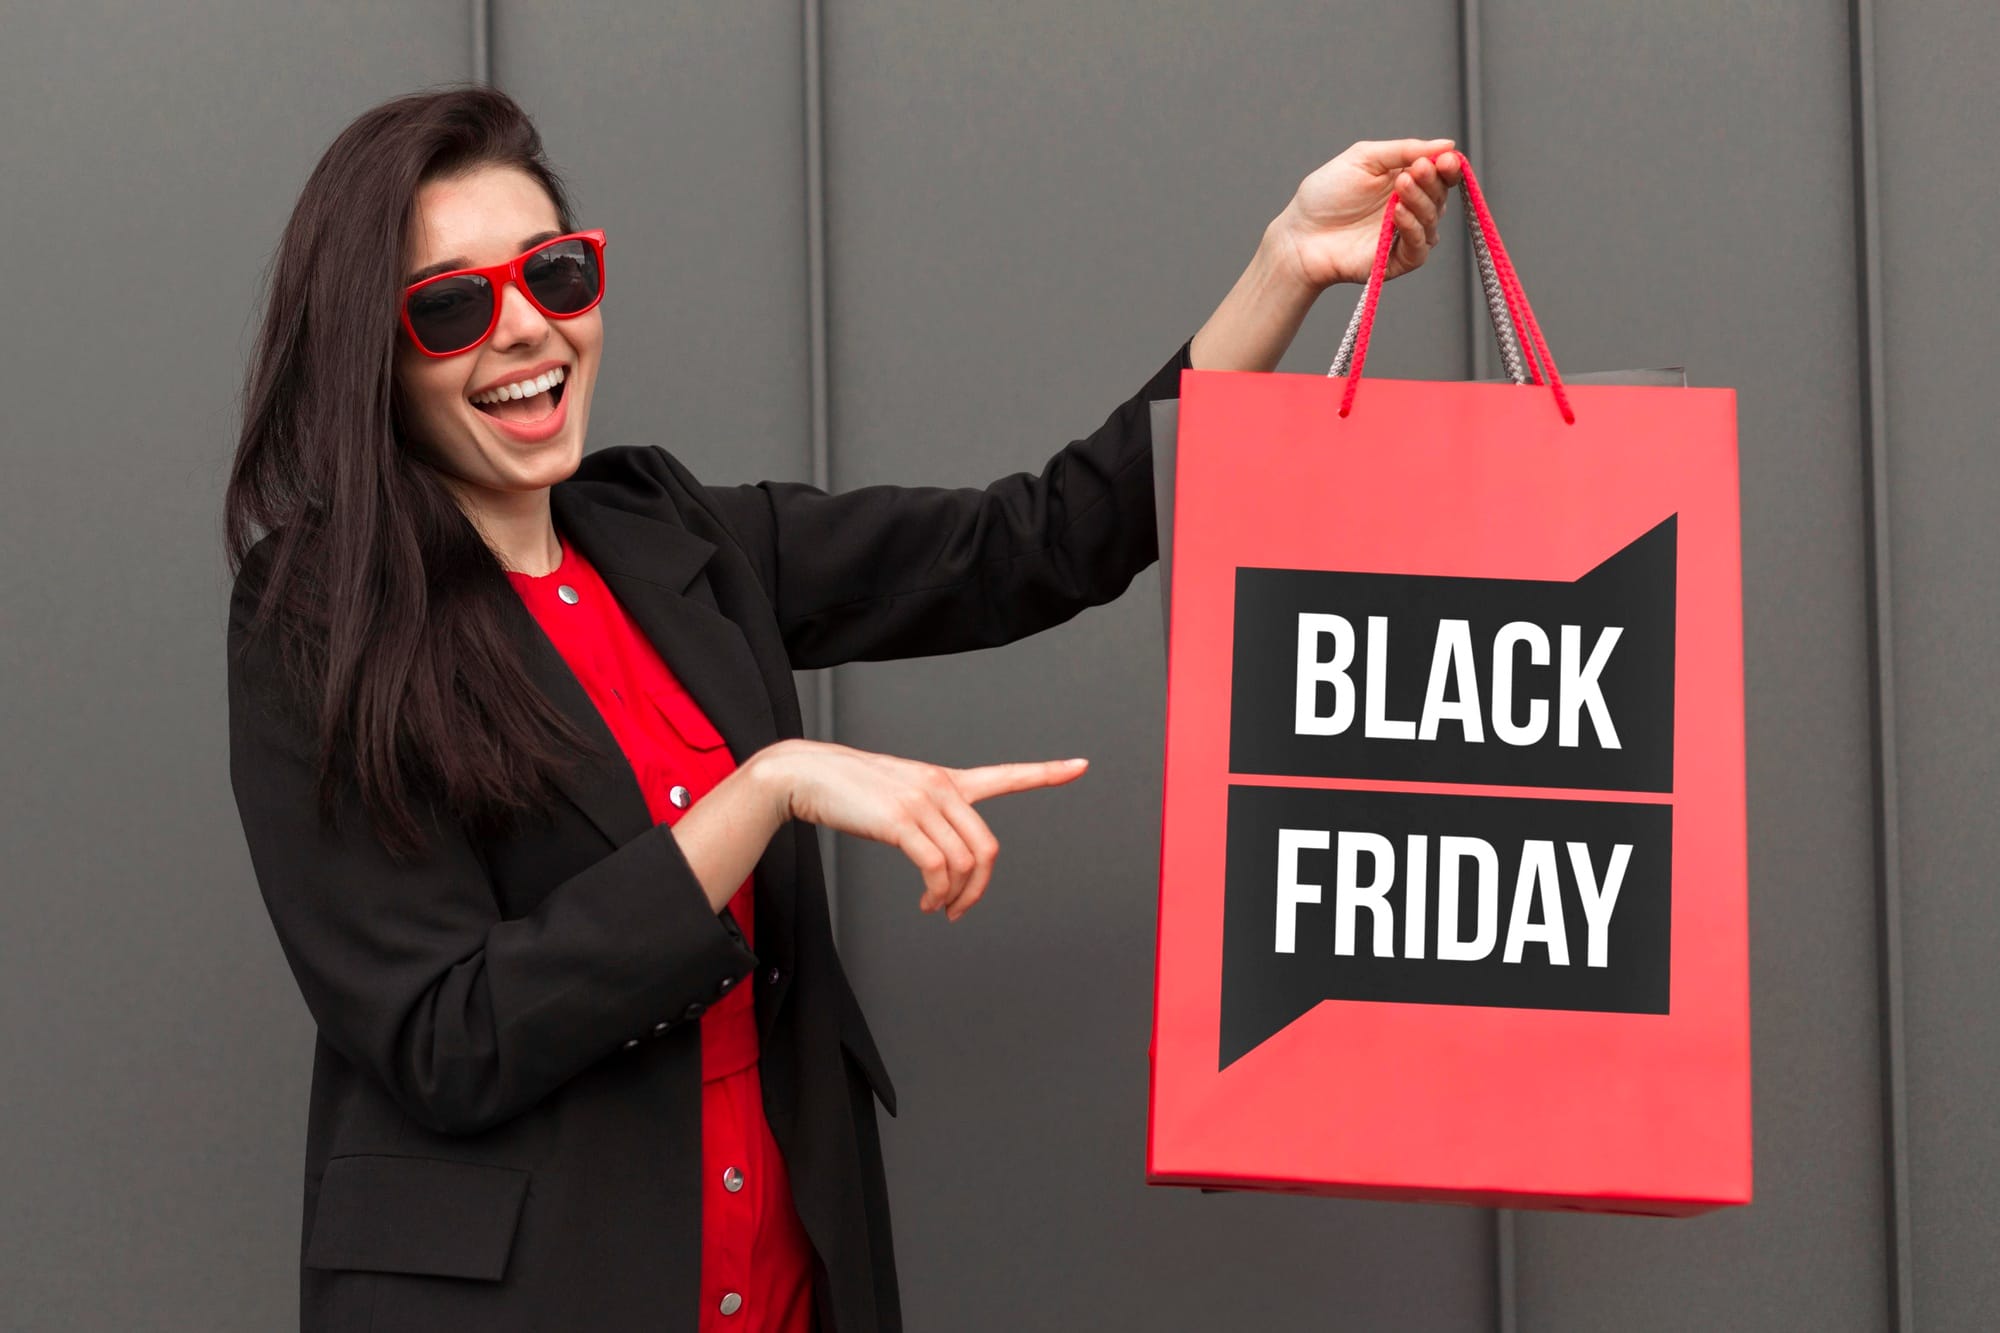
[{"xmin": 400, "ymin": 228, "xmax": 607, "ymax": 357}]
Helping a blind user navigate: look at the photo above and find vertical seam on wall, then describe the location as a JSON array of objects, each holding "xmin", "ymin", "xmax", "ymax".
[
  {"xmin": 1460, "ymin": 0, "xmax": 1493, "ymax": 385},
  {"xmin": 1461, "ymin": 3, "xmax": 1513, "ymax": 1331},
  {"xmin": 469, "ymin": 0, "xmax": 490, "ymax": 87},
  {"xmin": 1849, "ymin": 0, "xmax": 1914, "ymax": 1327},
  {"xmin": 803, "ymin": 0, "xmax": 839, "ymax": 939}
]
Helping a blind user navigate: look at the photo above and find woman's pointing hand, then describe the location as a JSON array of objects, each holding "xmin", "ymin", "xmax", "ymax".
[{"xmin": 748, "ymin": 739, "xmax": 1090, "ymax": 921}]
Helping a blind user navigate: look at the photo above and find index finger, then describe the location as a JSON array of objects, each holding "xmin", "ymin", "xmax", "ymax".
[
  {"xmin": 1349, "ymin": 137, "xmax": 1456, "ymax": 175},
  {"xmin": 951, "ymin": 757, "xmax": 1090, "ymax": 804}
]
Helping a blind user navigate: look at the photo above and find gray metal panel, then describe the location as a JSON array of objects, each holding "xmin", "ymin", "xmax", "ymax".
[
  {"xmin": 0, "ymin": 6, "xmax": 467, "ymax": 1330},
  {"xmin": 1482, "ymin": 1, "xmax": 1892, "ymax": 1328},
  {"xmin": 822, "ymin": 3, "xmax": 1491, "ymax": 1329},
  {"xmin": 1876, "ymin": 4, "xmax": 2000, "ymax": 1328},
  {"xmin": 497, "ymin": 1, "xmax": 812, "ymax": 491}
]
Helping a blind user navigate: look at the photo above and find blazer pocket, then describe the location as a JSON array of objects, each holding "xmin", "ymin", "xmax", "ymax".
[
  {"xmin": 305, "ymin": 1154, "xmax": 529, "ymax": 1282},
  {"xmin": 646, "ymin": 684, "xmax": 729, "ymax": 751}
]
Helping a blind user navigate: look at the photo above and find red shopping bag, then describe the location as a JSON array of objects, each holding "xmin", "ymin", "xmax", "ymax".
[{"xmin": 1147, "ymin": 161, "xmax": 1748, "ymax": 1215}]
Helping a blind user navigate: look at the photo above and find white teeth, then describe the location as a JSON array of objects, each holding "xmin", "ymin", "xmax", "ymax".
[{"xmin": 471, "ymin": 365, "xmax": 566, "ymax": 406}]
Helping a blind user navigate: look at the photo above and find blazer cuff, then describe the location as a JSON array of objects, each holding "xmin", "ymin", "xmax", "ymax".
[
  {"xmin": 544, "ymin": 820, "xmax": 760, "ymax": 1062},
  {"xmin": 1139, "ymin": 336, "xmax": 1196, "ymax": 405}
]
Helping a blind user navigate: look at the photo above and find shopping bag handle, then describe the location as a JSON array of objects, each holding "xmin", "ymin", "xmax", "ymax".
[
  {"xmin": 1327, "ymin": 156, "xmax": 1575, "ymax": 425},
  {"xmin": 1331, "ymin": 181, "xmax": 1531, "ymax": 388}
]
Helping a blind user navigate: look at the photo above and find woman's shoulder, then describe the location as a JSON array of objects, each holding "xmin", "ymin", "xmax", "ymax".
[
  {"xmin": 565, "ymin": 443, "xmax": 708, "ymax": 499},
  {"xmin": 561, "ymin": 444, "xmax": 750, "ymax": 546},
  {"xmin": 562, "ymin": 445, "xmax": 776, "ymax": 595}
]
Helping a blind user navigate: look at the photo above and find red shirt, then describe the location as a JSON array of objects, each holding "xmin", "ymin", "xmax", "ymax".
[{"xmin": 508, "ymin": 528, "xmax": 817, "ymax": 1333}]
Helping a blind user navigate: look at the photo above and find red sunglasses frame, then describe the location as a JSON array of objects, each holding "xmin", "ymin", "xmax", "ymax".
[{"xmin": 400, "ymin": 228, "xmax": 608, "ymax": 357}]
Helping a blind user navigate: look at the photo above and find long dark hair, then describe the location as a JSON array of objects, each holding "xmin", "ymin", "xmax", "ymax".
[{"xmin": 224, "ymin": 86, "xmax": 601, "ymax": 864}]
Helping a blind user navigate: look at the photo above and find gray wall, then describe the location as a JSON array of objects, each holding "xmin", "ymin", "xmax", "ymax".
[{"xmin": 2, "ymin": 2, "xmax": 1990, "ymax": 1330}]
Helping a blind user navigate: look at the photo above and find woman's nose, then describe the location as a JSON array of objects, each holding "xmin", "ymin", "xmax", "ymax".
[{"xmin": 488, "ymin": 277, "xmax": 552, "ymax": 349}]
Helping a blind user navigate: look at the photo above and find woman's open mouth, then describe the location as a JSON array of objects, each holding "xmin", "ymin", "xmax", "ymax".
[{"xmin": 470, "ymin": 366, "xmax": 570, "ymax": 442}]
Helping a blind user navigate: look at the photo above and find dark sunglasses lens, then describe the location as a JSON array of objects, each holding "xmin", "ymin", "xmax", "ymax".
[
  {"xmin": 523, "ymin": 239, "xmax": 601, "ymax": 315},
  {"xmin": 406, "ymin": 275, "xmax": 494, "ymax": 354}
]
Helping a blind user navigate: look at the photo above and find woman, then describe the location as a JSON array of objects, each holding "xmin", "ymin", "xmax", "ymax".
[{"xmin": 224, "ymin": 86, "xmax": 1457, "ymax": 1333}]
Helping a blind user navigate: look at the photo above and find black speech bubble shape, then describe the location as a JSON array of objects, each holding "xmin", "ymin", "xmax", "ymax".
[
  {"xmin": 1219, "ymin": 785, "xmax": 1671, "ymax": 1070},
  {"xmin": 1229, "ymin": 517, "xmax": 1677, "ymax": 793}
]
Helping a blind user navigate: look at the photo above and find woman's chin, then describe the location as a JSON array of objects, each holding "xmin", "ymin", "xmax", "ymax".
[
  {"xmin": 466, "ymin": 407, "xmax": 584, "ymax": 468},
  {"xmin": 502, "ymin": 438, "xmax": 583, "ymax": 490}
]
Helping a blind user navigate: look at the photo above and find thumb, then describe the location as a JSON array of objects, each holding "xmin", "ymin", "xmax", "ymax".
[{"xmin": 953, "ymin": 757, "xmax": 1090, "ymax": 803}]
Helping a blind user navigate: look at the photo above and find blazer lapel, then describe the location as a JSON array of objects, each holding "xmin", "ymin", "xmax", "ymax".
[
  {"xmin": 498, "ymin": 480, "xmax": 797, "ymax": 987},
  {"xmin": 548, "ymin": 482, "xmax": 781, "ymax": 776},
  {"xmin": 500, "ymin": 598, "xmax": 652, "ymax": 851}
]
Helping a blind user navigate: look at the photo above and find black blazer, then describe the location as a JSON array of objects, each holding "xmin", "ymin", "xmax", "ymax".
[{"xmin": 227, "ymin": 338, "xmax": 1191, "ymax": 1333}]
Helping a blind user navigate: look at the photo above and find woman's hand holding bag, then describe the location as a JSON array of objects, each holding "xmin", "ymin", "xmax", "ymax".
[
  {"xmin": 1188, "ymin": 138, "xmax": 1459, "ymax": 375},
  {"xmin": 1273, "ymin": 140, "xmax": 1462, "ymax": 288}
]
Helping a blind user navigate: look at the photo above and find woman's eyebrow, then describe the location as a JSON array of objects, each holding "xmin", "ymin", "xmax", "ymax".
[{"xmin": 405, "ymin": 230, "xmax": 563, "ymax": 285}]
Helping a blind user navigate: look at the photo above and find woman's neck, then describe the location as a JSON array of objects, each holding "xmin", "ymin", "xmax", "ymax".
[{"xmin": 445, "ymin": 475, "xmax": 562, "ymax": 576}]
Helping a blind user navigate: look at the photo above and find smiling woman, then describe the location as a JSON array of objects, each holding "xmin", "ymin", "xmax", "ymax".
[
  {"xmin": 226, "ymin": 90, "xmax": 609, "ymax": 860},
  {"xmin": 392, "ymin": 168, "xmax": 603, "ymax": 534},
  {"xmin": 220, "ymin": 83, "xmax": 1455, "ymax": 1333}
]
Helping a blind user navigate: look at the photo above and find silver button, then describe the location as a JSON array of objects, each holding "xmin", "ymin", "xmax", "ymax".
[
  {"xmin": 669, "ymin": 785, "xmax": 692, "ymax": 809},
  {"xmin": 723, "ymin": 1166, "xmax": 745, "ymax": 1193},
  {"xmin": 719, "ymin": 1292, "xmax": 743, "ymax": 1316},
  {"xmin": 622, "ymin": 1038, "xmax": 640, "ymax": 1050},
  {"xmin": 718, "ymin": 976, "xmax": 735, "ymax": 993},
  {"xmin": 557, "ymin": 584, "xmax": 579, "ymax": 604},
  {"xmin": 652, "ymin": 1020, "xmax": 670, "ymax": 1036},
  {"xmin": 765, "ymin": 967, "xmax": 782, "ymax": 986}
]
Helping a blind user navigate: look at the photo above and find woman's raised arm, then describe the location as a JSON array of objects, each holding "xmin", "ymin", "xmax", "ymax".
[
  {"xmin": 692, "ymin": 139, "xmax": 1458, "ymax": 669},
  {"xmin": 694, "ymin": 335, "xmax": 1188, "ymax": 670}
]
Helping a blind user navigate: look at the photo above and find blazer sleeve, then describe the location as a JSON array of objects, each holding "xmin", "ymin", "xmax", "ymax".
[
  {"xmin": 226, "ymin": 564, "xmax": 757, "ymax": 1137},
  {"xmin": 698, "ymin": 338, "xmax": 1191, "ymax": 669}
]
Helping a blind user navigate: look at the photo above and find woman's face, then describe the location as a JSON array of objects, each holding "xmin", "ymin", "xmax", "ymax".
[{"xmin": 393, "ymin": 164, "xmax": 602, "ymax": 503}]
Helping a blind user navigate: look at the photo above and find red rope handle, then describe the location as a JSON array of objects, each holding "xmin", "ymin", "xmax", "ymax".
[
  {"xmin": 1336, "ymin": 196, "xmax": 1401, "ymax": 418},
  {"xmin": 1338, "ymin": 154, "xmax": 1575, "ymax": 425},
  {"xmin": 1457, "ymin": 159, "xmax": 1573, "ymax": 423}
]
